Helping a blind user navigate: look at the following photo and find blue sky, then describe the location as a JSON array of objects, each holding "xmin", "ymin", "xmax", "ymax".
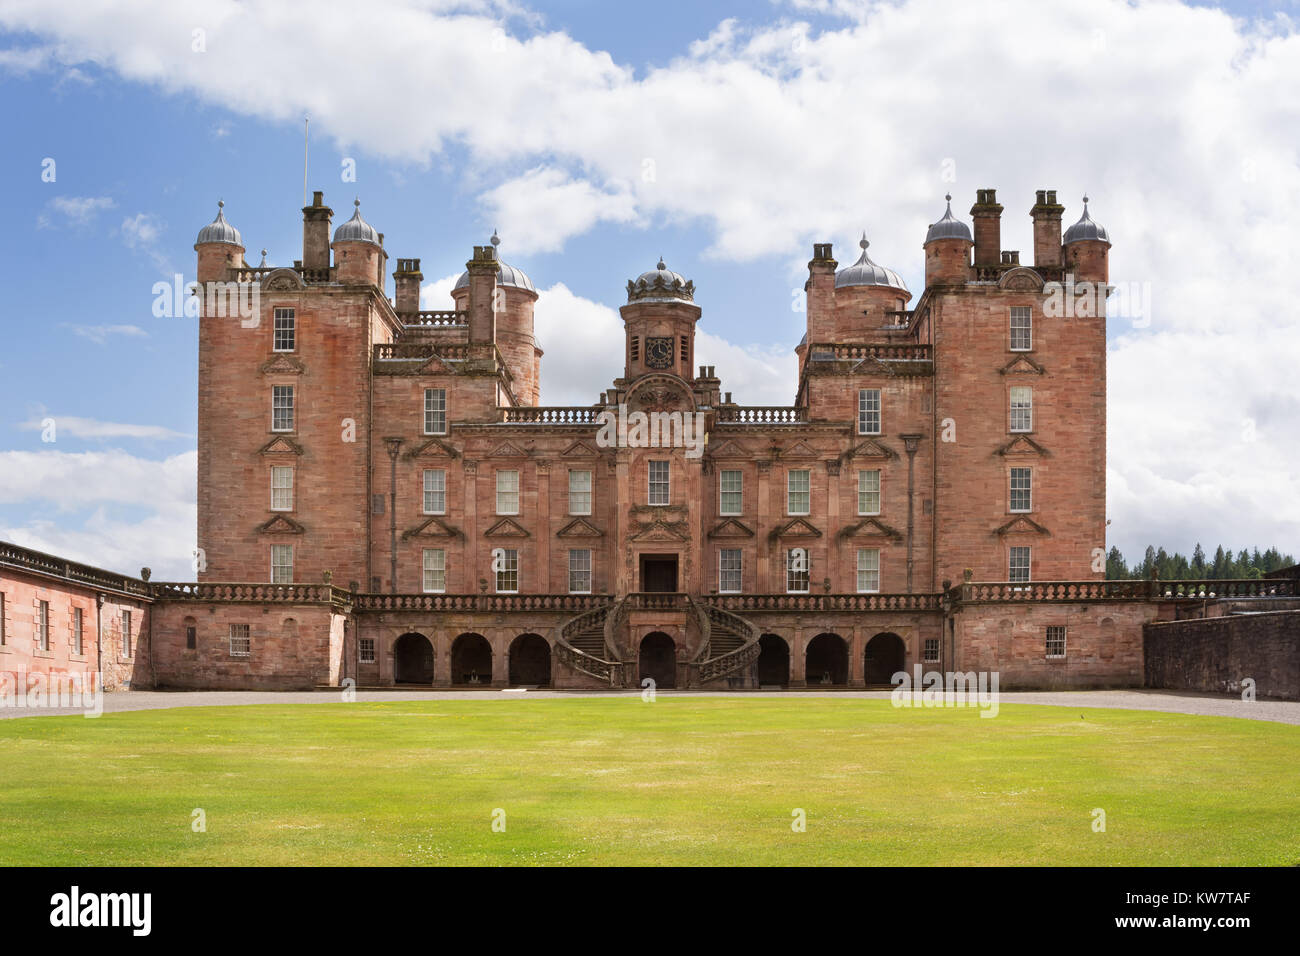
[{"xmin": 1, "ymin": 0, "xmax": 1298, "ymax": 579}]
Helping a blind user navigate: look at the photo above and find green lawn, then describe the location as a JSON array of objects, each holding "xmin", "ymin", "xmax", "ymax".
[{"xmin": 0, "ymin": 698, "xmax": 1296, "ymax": 865}]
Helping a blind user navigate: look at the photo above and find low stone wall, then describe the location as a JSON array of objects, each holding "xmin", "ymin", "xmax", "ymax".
[{"xmin": 1144, "ymin": 610, "xmax": 1300, "ymax": 701}]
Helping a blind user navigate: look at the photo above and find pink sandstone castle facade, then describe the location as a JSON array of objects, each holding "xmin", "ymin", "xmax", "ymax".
[{"xmin": 3, "ymin": 187, "xmax": 1294, "ymax": 695}]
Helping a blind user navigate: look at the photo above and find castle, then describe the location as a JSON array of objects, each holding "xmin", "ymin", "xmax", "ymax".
[{"xmin": 3, "ymin": 186, "xmax": 1292, "ymax": 694}]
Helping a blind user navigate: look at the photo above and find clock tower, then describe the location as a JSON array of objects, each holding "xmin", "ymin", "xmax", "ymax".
[{"xmin": 620, "ymin": 259, "xmax": 701, "ymax": 381}]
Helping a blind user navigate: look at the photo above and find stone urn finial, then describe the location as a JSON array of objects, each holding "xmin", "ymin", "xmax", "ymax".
[
  {"xmin": 323, "ymin": 569, "xmax": 333, "ymax": 584},
  {"xmin": 140, "ymin": 567, "xmax": 152, "ymax": 582},
  {"xmin": 963, "ymin": 568, "xmax": 973, "ymax": 583}
]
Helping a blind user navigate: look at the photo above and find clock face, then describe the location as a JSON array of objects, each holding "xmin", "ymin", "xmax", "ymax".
[{"xmin": 645, "ymin": 336, "xmax": 674, "ymax": 369}]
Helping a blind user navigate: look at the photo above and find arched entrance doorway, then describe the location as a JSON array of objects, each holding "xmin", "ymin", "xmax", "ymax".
[
  {"xmin": 509, "ymin": 633, "xmax": 551, "ymax": 687},
  {"xmin": 451, "ymin": 633, "xmax": 493, "ymax": 685},
  {"xmin": 805, "ymin": 633, "xmax": 848, "ymax": 686},
  {"xmin": 864, "ymin": 632, "xmax": 906, "ymax": 685},
  {"xmin": 393, "ymin": 632, "xmax": 434, "ymax": 684},
  {"xmin": 757, "ymin": 634, "xmax": 790, "ymax": 687},
  {"xmin": 639, "ymin": 631, "xmax": 676, "ymax": 689}
]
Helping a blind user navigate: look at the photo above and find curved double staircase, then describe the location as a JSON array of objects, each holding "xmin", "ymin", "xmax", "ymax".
[{"xmin": 553, "ymin": 594, "xmax": 760, "ymax": 688}]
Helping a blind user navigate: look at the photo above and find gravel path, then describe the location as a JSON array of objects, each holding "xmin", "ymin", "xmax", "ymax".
[{"xmin": 1, "ymin": 687, "xmax": 1296, "ymax": 724}]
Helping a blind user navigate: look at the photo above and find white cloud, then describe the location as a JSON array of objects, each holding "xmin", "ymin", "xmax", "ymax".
[
  {"xmin": 119, "ymin": 212, "xmax": 172, "ymax": 274},
  {"xmin": 18, "ymin": 414, "xmax": 186, "ymax": 441},
  {"xmin": 0, "ymin": 449, "xmax": 196, "ymax": 579},
  {"xmin": 61, "ymin": 323, "xmax": 149, "ymax": 345},
  {"xmin": 3, "ymin": 0, "xmax": 1299, "ymax": 559},
  {"xmin": 38, "ymin": 195, "xmax": 115, "ymax": 229}
]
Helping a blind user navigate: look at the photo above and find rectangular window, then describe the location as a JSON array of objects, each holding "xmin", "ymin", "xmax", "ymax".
[
  {"xmin": 630, "ymin": 336, "xmax": 639, "ymax": 362},
  {"xmin": 568, "ymin": 549, "xmax": 592, "ymax": 594},
  {"xmin": 787, "ymin": 469, "xmax": 810, "ymax": 515},
  {"xmin": 271, "ymin": 385, "xmax": 294, "ymax": 432},
  {"xmin": 73, "ymin": 607, "xmax": 83, "ymax": 656},
  {"xmin": 680, "ymin": 334, "xmax": 689, "ymax": 365},
  {"xmin": 424, "ymin": 388, "xmax": 447, "ymax": 435},
  {"xmin": 648, "ymin": 460, "xmax": 670, "ymax": 506},
  {"xmin": 1046, "ymin": 625, "xmax": 1067, "ymax": 659},
  {"xmin": 1010, "ymin": 386, "xmax": 1033, "ymax": 433},
  {"xmin": 359, "ymin": 638, "xmax": 376, "ymax": 664},
  {"xmin": 786, "ymin": 548, "xmax": 810, "ymax": 593},
  {"xmin": 858, "ymin": 470, "xmax": 881, "ymax": 515},
  {"xmin": 924, "ymin": 638, "xmax": 940, "ymax": 663},
  {"xmin": 858, "ymin": 388, "xmax": 881, "ymax": 435},
  {"xmin": 37, "ymin": 600, "xmax": 49, "ymax": 651},
  {"xmin": 271, "ymin": 465, "xmax": 294, "ymax": 511},
  {"xmin": 1010, "ymin": 306, "xmax": 1032, "ymax": 350},
  {"xmin": 1009, "ymin": 546, "xmax": 1031, "ymax": 583},
  {"xmin": 719, "ymin": 470, "xmax": 743, "ymax": 516},
  {"xmin": 1010, "ymin": 467, "xmax": 1032, "ymax": 513},
  {"xmin": 496, "ymin": 470, "xmax": 519, "ymax": 515},
  {"xmin": 719, "ymin": 549, "xmax": 743, "ymax": 593},
  {"xmin": 121, "ymin": 609, "xmax": 132, "ymax": 658},
  {"xmin": 273, "ymin": 307, "xmax": 295, "ymax": 352},
  {"xmin": 856, "ymin": 548, "xmax": 881, "ymax": 593},
  {"xmin": 229, "ymin": 623, "xmax": 251, "ymax": 658},
  {"xmin": 495, "ymin": 548, "xmax": 519, "ymax": 593},
  {"xmin": 185, "ymin": 626, "xmax": 196, "ymax": 650},
  {"xmin": 271, "ymin": 544, "xmax": 294, "ymax": 584},
  {"xmin": 423, "ymin": 469, "xmax": 446, "ymax": 515},
  {"xmin": 569, "ymin": 470, "xmax": 592, "ymax": 515},
  {"xmin": 422, "ymin": 549, "xmax": 446, "ymax": 593}
]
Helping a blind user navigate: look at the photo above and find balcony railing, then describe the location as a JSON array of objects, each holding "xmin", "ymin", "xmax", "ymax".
[
  {"xmin": 151, "ymin": 582, "xmax": 352, "ymax": 606},
  {"xmin": 353, "ymin": 593, "xmax": 612, "ymax": 613},
  {"xmin": 625, "ymin": 592, "xmax": 690, "ymax": 610},
  {"xmin": 958, "ymin": 578, "xmax": 1297, "ymax": 603},
  {"xmin": 714, "ymin": 406, "xmax": 808, "ymax": 424},
  {"xmin": 805, "ymin": 343, "xmax": 932, "ymax": 362},
  {"xmin": 0, "ymin": 540, "xmax": 152, "ymax": 598},
  {"xmin": 403, "ymin": 310, "xmax": 468, "ymax": 328},
  {"xmin": 501, "ymin": 406, "xmax": 602, "ymax": 424},
  {"xmin": 705, "ymin": 593, "xmax": 942, "ymax": 612}
]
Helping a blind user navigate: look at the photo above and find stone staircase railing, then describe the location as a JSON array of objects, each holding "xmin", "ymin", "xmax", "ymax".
[
  {"xmin": 692, "ymin": 602, "xmax": 761, "ymax": 686},
  {"xmin": 553, "ymin": 602, "xmax": 625, "ymax": 686}
]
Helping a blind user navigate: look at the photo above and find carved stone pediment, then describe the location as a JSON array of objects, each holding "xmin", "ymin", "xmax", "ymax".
[
  {"xmin": 993, "ymin": 515, "xmax": 1051, "ymax": 537},
  {"xmin": 768, "ymin": 518, "xmax": 822, "ymax": 540},
  {"xmin": 838, "ymin": 518, "xmax": 903, "ymax": 541},
  {"xmin": 995, "ymin": 436, "xmax": 1050, "ymax": 458},
  {"xmin": 562, "ymin": 440, "xmax": 600, "ymax": 458},
  {"xmin": 707, "ymin": 439, "xmax": 749, "ymax": 459},
  {"xmin": 997, "ymin": 267, "xmax": 1045, "ymax": 292},
  {"xmin": 707, "ymin": 518, "xmax": 755, "ymax": 539},
  {"xmin": 777, "ymin": 440, "xmax": 819, "ymax": 460},
  {"xmin": 841, "ymin": 438, "xmax": 897, "ymax": 462},
  {"xmin": 259, "ymin": 436, "xmax": 304, "ymax": 457},
  {"xmin": 402, "ymin": 517, "xmax": 464, "ymax": 540},
  {"xmin": 999, "ymin": 355, "xmax": 1045, "ymax": 375},
  {"xmin": 484, "ymin": 517, "xmax": 530, "ymax": 538},
  {"xmin": 630, "ymin": 520, "xmax": 690, "ymax": 542},
  {"xmin": 405, "ymin": 437, "xmax": 459, "ymax": 460},
  {"xmin": 260, "ymin": 354, "xmax": 305, "ymax": 375},
  {"xmin": 262, "ymin": 268, "xmax": 306, "ymax": 291},
  {"xmin": 485, "ymin": 441, "xmax": 530, "ymax": 459},
  {"xmin": 412, "ymin": 354, "xmax": 459, "ymax": 376},
  {"xmin": 557, "ymin": 517, "xmax": 604, "ymax": 538},
  {"xmin": 256, "ymin": 514, "xmax": 305, "ymax": 535}
]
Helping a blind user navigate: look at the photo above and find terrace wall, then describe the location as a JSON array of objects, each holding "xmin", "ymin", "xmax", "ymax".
[{"xmin": 1144, "ymin": 610, "xmax": 1300, "ymax": 701}]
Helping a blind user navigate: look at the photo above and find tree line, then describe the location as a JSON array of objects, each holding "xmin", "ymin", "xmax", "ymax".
[{"xmin": 1105, "ymin": 544, "xmax": 1296, "ymax": 581}]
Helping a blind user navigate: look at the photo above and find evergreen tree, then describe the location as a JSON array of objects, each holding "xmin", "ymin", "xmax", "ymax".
[{"xmin": 1192, "ymin": 543, "xmax": 1205, "ymax": 575}]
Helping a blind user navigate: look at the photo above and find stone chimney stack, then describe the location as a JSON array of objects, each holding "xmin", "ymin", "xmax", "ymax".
[
  {"xmin": 393, "ymin": 258, "xmax": 423, "ymax": 314},
  {"xmin": 803, "ymin": 242, "xmax": 838, "ymax": 347},
  {"xmin": 466, "ymin": 245, "xmax": 499, "ymax": 344},
  {"xmin": 970, "ymin": 188, "xmax": 1003, "ymax": 268},
  {"xmin": 302, "ymin": 191, "xmax": 332, "ymax": 271},
  {"xmin": 1030, "ymin": 189, "xmax": 1065, "ymax": 270}
]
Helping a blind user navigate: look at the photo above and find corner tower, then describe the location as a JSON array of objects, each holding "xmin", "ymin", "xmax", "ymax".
[{"xmin": 451, "ymin": 232, "xmax": 541, "ymax": 405}]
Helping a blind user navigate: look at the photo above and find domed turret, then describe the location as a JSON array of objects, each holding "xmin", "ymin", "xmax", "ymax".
[
  {"xmin": 835, "ymin": 235, "xmax": 909, "ymax": 293},
  {"xmin": 333, "ymin": 199, "xmax": 381, "ymax": 246},
  {"xmin": 924, "ymin": 195, "xmax": 973, "ymax": 287},
  {"xmin": 453, "ymin": 231, "xmax": 536, "ymax": 293},
  {"xmin": 194, "ymin": 200, "xmax": 245, "ymax": 282},
  {"xmin": 332, "ymin": 199, "xmax": 383, "ymax": 285},
  {"xmin": 924, "ymin": 195, "xmax": 972, "ymax": 244},
  {"xmin": 195, "ymin": 200, "xmax": 242, "ymax": 247},
  {"xmin": 1063, "ymin": 196, "xmax": 1110, "ymax": 244},
  {"xmin": 626, "ymin": 258, "xmax": 694, "ymax": 303},
  {"xmin": 1063, "ymin": 195, "xmax": 1111, "ymax": 286}
]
